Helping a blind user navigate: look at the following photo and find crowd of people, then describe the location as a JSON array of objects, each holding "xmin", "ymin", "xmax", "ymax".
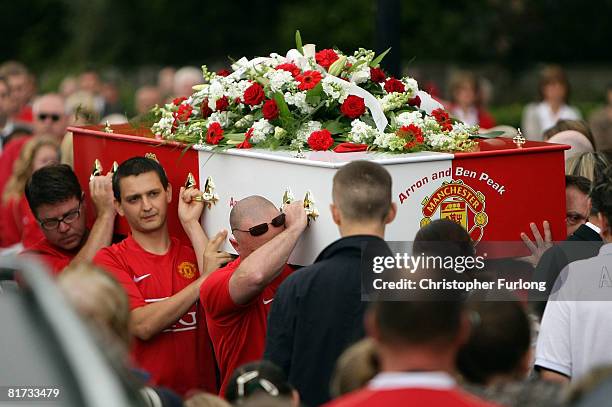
[{"xmin": 0, "ymin": 58, "xmax": 611, "ymax": 407}]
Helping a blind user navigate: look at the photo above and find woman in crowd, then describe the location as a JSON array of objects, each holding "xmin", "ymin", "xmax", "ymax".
[
  {"xmin": 0, "ymin": 135, "xmax": 59, "ymax": 248},
  {"xmin": 447, "ymin": 71, "xmax": 496, "ymax": 129},
  {"xmin": 522, "ymin": 65, "xmax": 581, "ymax": 141}
]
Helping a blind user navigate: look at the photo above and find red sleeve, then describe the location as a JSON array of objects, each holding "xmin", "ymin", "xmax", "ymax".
[
  {"xmin": 200, "ymin": 261, "xmax": 247, "ymax": 319},
  {"xmin": 0, "ymin": 199, "xmax": 22, "ymax": 247},
  {"xmin": 93, "ymin": 249, "xmax": 146, "ymax": 309}
]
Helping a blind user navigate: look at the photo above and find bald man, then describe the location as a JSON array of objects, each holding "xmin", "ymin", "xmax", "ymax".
[
  {"xmin": 0, "ymin": 94, "xmax": 69, "ymax": 245},
  {"xmin": 200, "ymin": 196, "xmax": 307, "ymax": 396}
]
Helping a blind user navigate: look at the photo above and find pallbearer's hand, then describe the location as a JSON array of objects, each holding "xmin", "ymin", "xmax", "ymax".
[{"xmin": 179, "ymin": 186, "xmax": 204, "ymax": 227}]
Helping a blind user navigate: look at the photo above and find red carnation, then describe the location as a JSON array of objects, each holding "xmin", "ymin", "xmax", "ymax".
[
  {"xmin": 262, "ymin": 99, "xmax": 279, "ymax": 120},
  {"xmin": 176, "ymin": 104, "xmax": 193, "ymax": 122},
  {"xmin": 217, "ymin": 69, "xmax": 231, "ymax": 77},
  {"xmin": 408, "ymin": 95, "xmax": 421, "ymax": 107},
  {"xmin": 315, "ymin": 49, "xmax": 340, "ymax": 70},
  {"xmin": 370, "ymin": 67, "xmax": 386, "ymax": 83},
  {"xmin": 173, "ymin": 96, "xmax": 187, "ymax": 105},
  {"xmin": 201, "ymin": 98, "xmax": 213, "ymax": 118},
  {"xmin": 384, "ymin": 78, "xmax": 405, "ymax": 93},
  {"xmin": 206, "ymin": 122, "xmax": 224, "ymax": 145},
  {"xmin": 307, "ymin": 129, "xmax": 334, "ymax": 151},
  {"xmin": 396, "ymin": 125, "xmax": 424, "ymax": 149},
  {"xmin": 237, "ymin": 128, "xmax": 254, "ymax": 149},
  {"xmin": 296, "ymin": 70, "xmax": 322, "ymax": 91},
  {"xmin": 275, "ymin": 63, "xmax": 301, "ymax": 78},
  {"xmin": 432, "ymin": 108, "xmax": 453, "ymax": 131},
  {"xmin": 243, "ymin": 83, "xmax": 265, "ymax": 106},
  {"xmin": 340, "ymin": 95, "xmax": 366, "ymax": 119},
  {"xmin": 215, "ymin": 96, "xmax": 229, "ymax": 112}
]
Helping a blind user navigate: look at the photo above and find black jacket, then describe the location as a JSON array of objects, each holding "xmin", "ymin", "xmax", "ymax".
[{"xmin": 264, "ymin": 235, "xmax": 390, "ymax": 407}]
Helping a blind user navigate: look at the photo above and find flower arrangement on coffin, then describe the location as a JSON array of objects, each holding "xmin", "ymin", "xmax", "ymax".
[{"xmin": 151, "ymin": 32, "xmax": 486, "ymax": 153}]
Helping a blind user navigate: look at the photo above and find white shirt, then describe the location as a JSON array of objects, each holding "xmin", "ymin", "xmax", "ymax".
[
  {"xmin": 535, "ymin": 243, "xmax": 612, "ymax": 380},
  {"xmin": 368, "ymin": 371, "xmax": 456, "ymax": 390},
  {"xmin": 536, "ymin": 102, "xmax": 581, "ymax": 135}
]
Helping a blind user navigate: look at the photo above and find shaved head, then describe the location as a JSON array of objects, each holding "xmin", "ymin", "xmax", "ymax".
[
  {"xmin": 230, "ymin": 195, "xmax": 278, "ymax": 231},
  {"xmin": 229, "ymin": 195, "xmax": 283, "ymax": 258},
  {"xmin": 333, "ymin": 161, "xmax": 392, "ymax": 222}
]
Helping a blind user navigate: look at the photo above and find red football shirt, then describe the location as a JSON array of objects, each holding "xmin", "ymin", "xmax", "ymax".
[
  {"xmin": 0, "ymin": 196, "xmax": 44, "ymax": 248},
  {"xmin": 200, "ymin": 257, "xmax": 294, "ymax": 396},
  {"xmin": 324, "ymin": 372, "xmax": 499, "ymax": 407},
  {"xmin": 94, "ymin": 236, "xmax": 217, "ymax": 397},
  {"xmin": 21, "ymin": 237, "xmax": 78, "ymax": 275}
]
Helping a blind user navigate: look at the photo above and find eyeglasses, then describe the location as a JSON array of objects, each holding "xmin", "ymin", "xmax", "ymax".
[
  {"xmin": 232, "ymin": 213, "xmax": 285, "ymax": 237},
  {"xmin": 37, "ymin": 113, "xmax": 62, "ymax": 122},
  {"xmin": 566, "ymin": 211, "xmax": 588, "ymax": 226},
  {"xmin": 39, "ymin": 202, "xmax": 82, "ymax": 231}
]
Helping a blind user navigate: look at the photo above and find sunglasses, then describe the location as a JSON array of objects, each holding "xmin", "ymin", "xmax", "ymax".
[
  {"xmin": 37, "ymin": 113, "xmax": 62, "ymax": 122},
  {"xmin": 232, "ymin": 213, "xmax": 285, "ymax": 237}
]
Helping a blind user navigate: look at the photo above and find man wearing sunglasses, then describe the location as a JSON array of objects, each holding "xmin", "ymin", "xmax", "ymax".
[
  {"xmin": 0, "ymin": 94, "xmax": 69, "ymax": 241},
  {"xmin": 22, "ymin": 163, "xmax": 116, "ymax": 275},
  {"xmin": 264, "ymin": 161, "xmax": 396, "ymax": 406},
  {"xmin": 93, "ymin": 157, "xmax": 218, "ymax": 396},
  {"xmin": 200, "ymin": 195, "xmax": 308, "ymax": 396}
]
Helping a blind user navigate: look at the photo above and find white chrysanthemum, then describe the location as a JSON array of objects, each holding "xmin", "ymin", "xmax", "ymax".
[
  {"xmin": 208, "ymin": 80, "xmax": 225, "ymax": 101},
  {"xmin": 151, "ymin": 114, "xmax": 174, "ymax": 138},
  {"xmin": 396, "ymin": 111, "xmax": 424, "ymax": 127},
  {"xmin": 348, "ymin": 119, "xmax": 378, "ymax": 144},
  {"xmin": 284, "ymin": 91, "xmax": 315, "ymax": 114},
  {"xmin": 425, "ymin": 133, "xmax": 454, "ymax": 149},
  {"xmin": 401, "ymin": 77, "xmax": 419, "ymax": 98},
  {"xmin": 321, "ymin": 76, "xmax": 348, "ymax": 102},
  {"xmin": 373, "ymin": 132, "xmax": 396, "ymax": 149},
  {"xmin": 347, "ymin": 59, "xmax": 371, "ymax": 85},
  {"xmin": 251, "ymin": 118, "xmax": 274, "ymax": 143},
  {"xmin": 265, "ymin": 69, "xmax": 296, "ymax": 93},
  {"xmin": 208, "ymin": 111, "xmax": 233, "ymax": 128},
  {"xmin": 296, "ymin": 121, "xmax": 322, "ymax": 142}
]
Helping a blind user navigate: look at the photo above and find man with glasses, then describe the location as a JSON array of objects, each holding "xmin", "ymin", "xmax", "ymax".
[
  {"xmin": 22, "ymin": 163, "xmax": 115, "ymax": 275},
  {"xmin": 93, "ymin": 157, "xmax": 218, "ymax": 396},
  {"xmin": 200, "ymin": 195, "xmax": 307, "ymax": 396}
]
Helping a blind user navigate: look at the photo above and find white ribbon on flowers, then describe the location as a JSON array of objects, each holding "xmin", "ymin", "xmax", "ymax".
[
  {"xmin": 324, "ymin": 75, "xmax": 388, "ymax": 133},
  {"xmin": 229, "ymin": 57, "xmax": 273, "ymax": 80},
  {"xmin": 286, "ymin": 45, "xmax": 388, "ymax": 133},
  {"xmin": 416, "ymin": 90, "xmax": 444, "ymax": 115}
]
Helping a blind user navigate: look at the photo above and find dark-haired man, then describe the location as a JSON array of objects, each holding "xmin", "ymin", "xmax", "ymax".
[
  {"xmin": 325, "ymin": 296, "xmax": 496, "ymax": 406},
  {"xmin": 264, "ymin": 160, "xmax": 396, "ymax": 406},
  {"xmin": 200, "ymin": 195, "xmax": 307, "ymax": 396},
  {"xmin": 93, "ymin": 156, "xmax": 217, "ymax": 396},
  {"xmin": 22, "ymin": 163, "xmax": 115, "ymax": 275}
]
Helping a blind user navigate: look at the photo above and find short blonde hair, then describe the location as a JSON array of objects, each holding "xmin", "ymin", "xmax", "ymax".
[{"xmin": 330, "ymin": 338, "xmax": 379, "ymax": 397}]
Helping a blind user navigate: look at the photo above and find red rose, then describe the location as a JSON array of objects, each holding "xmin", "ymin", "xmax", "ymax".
[
  {"xmin": 262, "ymin": 99, "xmax": 279, "ymax": 120},
  {"xmin": 217, "ymin": 69, "xmax": 231, "ymax": 77},
  {"xmin": 396, "ymin": 125, "xmax": 424, "ymax": 149},
  {"xmin": 215, "ymin": 96, "xmax": 229, "ymax": 112},
  {"xmin": 340, "ymin": 95, "xmax": 366, "ymax": 119},
  {"xmin": 173, "ymin": 96, "xmax": 187, "ymax": 105},
  {"xmin": 175, "ymin": 104, "xmax": 193, "ymax": 121},
  {"xmin": 370, "ymin": 67, "xmax": 386, "ymax": 83},
  {"xmin": 315, "ymin": 49, "xmax": 339, "ymax": 70},
  {"xmin": 206, "ymin": 122, "xmax": 224, "ymax": 145},
  {"xmin": 307, "ymin": 129, "xmax": 334, "ymax": 151},
  {"xmin": 275, "ymin": 63, "xmax": 301, "ymax": 78},
  {"xmin": 296, "ymin": 70, "xmax": 322, "ymax": 91},
  {"xmin": 432, "ymin": 108, "xmax": 453, "ymax": 131},
  {"xmin": 408, "ymin": 95, "xmax": 421, "ymax": 107},
  {"xmin": 384, "ymin": 78, "xmax": 405, "ymax": 93},
  {"xmin": 237, "ymin": 128, "xmax": 254, "ymax": 149},
  {"xmin": 243, "ymin": 83, "xmax": 265, "ymax": 106},
  {"xmin": 201, "ymin": 98, "xmax": 212, "ymax": 118}
]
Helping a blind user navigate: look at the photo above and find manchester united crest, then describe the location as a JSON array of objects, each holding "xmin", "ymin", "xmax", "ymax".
[
  {"xmin": 177, "ymin": 261, "xmax": 197, "ymax": 279},
  {"xmin": 420, "ymin": 179, "xmax": 488, "ymax": 243}
]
